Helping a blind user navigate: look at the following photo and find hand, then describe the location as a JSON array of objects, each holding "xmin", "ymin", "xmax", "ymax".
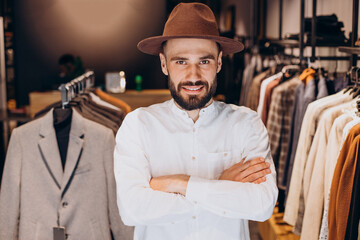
[
  {"xmin": 219, "ymin": 157, "xmax": 271, "ymax": 184},
  {"xmin": 149, "ymin": 174, "xmax": 190, "ymax": 196}
]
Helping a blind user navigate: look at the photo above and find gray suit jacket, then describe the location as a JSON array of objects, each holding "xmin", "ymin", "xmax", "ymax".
[{"xmin": 0, "ymin": 108, "xmax": 133, "ymax": 240}]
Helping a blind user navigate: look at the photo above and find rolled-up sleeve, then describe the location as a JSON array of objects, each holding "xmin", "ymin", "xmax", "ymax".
[
  {"xmin": 114, "ymin": 112, "xmax": 195, "ymax": 226},
  {"xmin": 185, "ymin": 112, "xmax": 278, "ymax": 221}
]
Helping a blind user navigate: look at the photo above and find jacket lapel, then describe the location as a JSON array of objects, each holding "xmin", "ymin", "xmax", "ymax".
[
  {"xmin": 60, "ymin": 109, "xmax": 85, "ymax": 197},
  {"xmin": 38, "ymin": 109, "xmax": 63, "ymax": 189}
]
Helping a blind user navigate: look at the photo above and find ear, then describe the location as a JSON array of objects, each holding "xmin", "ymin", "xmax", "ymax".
[
  {"xmin": 216, "ymin": 51, "xmax": 223, "ymax": 73},
  {"xmin": 159, "ymin": 53, "xmax": 168, "ymax": 76}
]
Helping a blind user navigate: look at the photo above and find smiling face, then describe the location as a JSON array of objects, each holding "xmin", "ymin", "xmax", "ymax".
[{"xmin": 159, "ymin": 38, "xmax": 222, "ymax": 111}]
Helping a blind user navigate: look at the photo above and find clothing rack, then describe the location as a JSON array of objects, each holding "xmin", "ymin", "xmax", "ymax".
[
  {"xmin": 338, "ymin": 0, "xmax": 359, "ymax": 67},
  {"xmin": 58, "ymin": 71, "xmax": 95, "ymax": 107}
]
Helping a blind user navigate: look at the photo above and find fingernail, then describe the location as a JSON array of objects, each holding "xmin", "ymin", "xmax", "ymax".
[{"xmin": 266, "ymin": 169, "xmax": 271, "ymax": 173}]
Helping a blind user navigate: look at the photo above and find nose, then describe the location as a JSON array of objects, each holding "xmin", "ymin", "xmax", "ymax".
[{"xmin": 186, "ymin": 64, "xmax": 201, "ymax": 81}]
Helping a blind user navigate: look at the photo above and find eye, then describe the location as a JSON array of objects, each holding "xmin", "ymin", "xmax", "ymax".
[
  {"xmin": 200, "ymin": 60, "xmax": 210, "ymax": 64},
  {"xmin": 176, "ymin": 60, "xmax": 186, "ymax": 65}
]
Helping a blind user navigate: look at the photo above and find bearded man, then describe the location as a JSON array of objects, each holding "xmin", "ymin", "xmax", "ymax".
[{"xmin": 114, "ymin": 3, "xmax": 278, "ymax": 240}]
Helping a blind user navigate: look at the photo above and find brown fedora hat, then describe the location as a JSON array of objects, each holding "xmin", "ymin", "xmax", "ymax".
[{"xmin": 137, "ymin": 2, "xmax": 244, "ymax": 55}]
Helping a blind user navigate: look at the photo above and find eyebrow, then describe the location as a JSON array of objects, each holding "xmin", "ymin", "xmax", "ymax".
[
  {"xmin": 170, "ymin": 55, "xmax": 216, "ymax": 61},
  {"xmin": 170, "ymin": 56, "xmax": 188, "ymax": 61},
  {"xmin": 200, "ymin": 55, "xmax": 216, "ymax": 60}
]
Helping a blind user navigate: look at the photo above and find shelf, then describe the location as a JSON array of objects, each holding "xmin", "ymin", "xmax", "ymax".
[
  {"xmin": 108, "ymin": 89, "xmax": 172, "ymax": 110},
  {"xmin": 270, "ymin": 39, "xmax": 350, "ymax": 48},
  {"xmin": 271, "ymin": 39, "xmax": 300, "ymax": 48},
  {"xmin": 0, "ymin": 110, "xmax": 32, "ymax": 122},
  {"xmin": 338, "ymin": 47, "xmax": 360, "ymax": 55}
]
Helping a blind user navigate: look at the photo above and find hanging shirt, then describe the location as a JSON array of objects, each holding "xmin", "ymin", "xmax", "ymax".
[
  {"xmin": 114, "ymin": 99, "xmax": 278, "ymax": 240},
  {"xmin": 284, "ymin": 90, "xmax": 352, "ymax": 226},
  {"xmin": 239, "ymin": 55, "xmax": 257, "ymax": 106},
  {"xmin": 261, "ymin": 77, "xmax": 281, "ymax": 125},
  {"xmin": 298, "ymin": 101, "xmax": 355, "ymax": 239},
  {"xmin": 320, "ymin": 117, "xmax": 360, "ymax": 240},
  {"xmin": 266, "ymin": 77, "xmax": 301, "ymax": 190},
  {"xmin": 329, "ymin": 131, "xmax": 360, "ymax": 240},
  {"xmin": 245, "ymin": 70, "xmax": 270, "ymax": 111},
  {"xmin": 257, "ymin": 72, "xmax": 283, "ymax": 116}
]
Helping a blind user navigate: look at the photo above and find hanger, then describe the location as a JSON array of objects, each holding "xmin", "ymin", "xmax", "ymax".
[
  {"xmin": 351, "ymin": 68, "xmax": 360, "ymax": 98},
  {"xmin": 299, "ymin": 67, "xmax": 316, "ymax": 85},
  {"xmin": 344, "ymin": 66, "xmax": 358, "ymax": 93},
  {"xmin": 281, "ymin": 65, "xmax": 300, "ymax": 82}
]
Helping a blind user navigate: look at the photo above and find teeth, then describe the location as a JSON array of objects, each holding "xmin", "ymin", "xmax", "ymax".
[{"xmin": 184, "ymin": 86, "xmax": 202, "ymax": 91}]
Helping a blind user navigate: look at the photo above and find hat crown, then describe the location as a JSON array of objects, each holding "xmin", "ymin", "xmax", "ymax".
[
  {"xmin": 137, "ymin": 2, "xmax": 244, "ymax": 55},
  {"xmin": 163, "ymin": 3, "xmax": 219, "ymax": 37}
]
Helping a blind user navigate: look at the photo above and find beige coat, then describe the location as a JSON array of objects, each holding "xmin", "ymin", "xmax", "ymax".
[{"xmin": 0, "ymin": 109, "xmax": 133, "ymax": 240}]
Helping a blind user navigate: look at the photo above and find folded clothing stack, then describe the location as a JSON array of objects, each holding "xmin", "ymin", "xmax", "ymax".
[{"xmin": 285, "ymin": 14, "xmax": 350, "ymax": 46}]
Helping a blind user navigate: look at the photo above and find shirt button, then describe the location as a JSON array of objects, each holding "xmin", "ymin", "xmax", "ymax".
[
  {"xmin": 224, "ymin": 153, "xmax": 228, "ymax": 157},
  {"xmin": 192, "ymin": 216, "xmax": 196, "ymax": 219},
  {"xmin": 62, "ymin": 202, "xmax": 68, "ymax": 208},
  {"xmin": 193, "ymin": 128, "xmax": 196, "ymax": 132},
  {"xmin": 192, "ymin": 156, "xmax": 196, "ymax": 160},
  {"xmin": 194, "ymin": 201, "xmax": 197, "ymax": 204},
  {"xmin": 223, "ymin": 211, "xmax": 226, "ymax": 215}
]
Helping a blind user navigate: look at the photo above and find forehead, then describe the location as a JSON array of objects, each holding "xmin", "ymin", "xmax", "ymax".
[{"xmin": 164, "ymin": 38, "xmax": 219, "ymax": 56}]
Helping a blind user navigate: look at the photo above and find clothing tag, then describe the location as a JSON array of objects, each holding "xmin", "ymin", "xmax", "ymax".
[{"xmin": 53, "ymin": 226, "xmax": 66, "ymax": 240}]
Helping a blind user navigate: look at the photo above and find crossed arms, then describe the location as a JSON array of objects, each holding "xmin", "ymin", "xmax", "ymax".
[
  {"xmin": 150, "ymin": 157, "xmax": 271, "ymax": 195},
  {"xmin": 114, "ymin": 111, "xmax": 278, "ymax": 226}
]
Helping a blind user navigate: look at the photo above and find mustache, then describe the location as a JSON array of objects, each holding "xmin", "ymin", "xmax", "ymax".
[{"xmin": 178, "ymin": 81, "xmax": 208, "ymax": 88}]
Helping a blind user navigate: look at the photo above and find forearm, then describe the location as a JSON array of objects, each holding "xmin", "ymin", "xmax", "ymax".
[
  {"xmin": 115, "ymin": 156, "xmax": 195, "ymax": 226},
  {"xmin": 150, "ymin": 169, "xmax": 277, "ymax": 221},
  {"xmin": 116, "ymin": 179, "xmax": 195, "ymax": 226},
  {"xmin": 185, "ymin": 169, "xmax": 278, "ymax": 221}
]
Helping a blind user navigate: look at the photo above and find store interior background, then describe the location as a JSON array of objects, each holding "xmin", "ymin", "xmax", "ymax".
[
  {"xmin": 1, "ymin": 0, "xmax": 358, "ymax": 107},
  {"xmin": 0, "ymin": 1, "xmax": 360, "ymax": 239},
  {"xmin": 1, "ymin": 0, "xmax": 360, "ymax": 183}
]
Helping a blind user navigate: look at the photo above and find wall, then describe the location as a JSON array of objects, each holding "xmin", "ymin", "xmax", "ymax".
[
  {"xmin": 218, "ymin": 0, "xmax": 252, "ymax": 37},
  {"xmin": 14, "ymin": 0, "xmax": 166, "ymax": 106}
]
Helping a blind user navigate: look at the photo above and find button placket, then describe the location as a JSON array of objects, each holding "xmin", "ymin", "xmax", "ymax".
[{"xmin": 192, "ymin": 126, "xmax": 199, "ymax": 173}]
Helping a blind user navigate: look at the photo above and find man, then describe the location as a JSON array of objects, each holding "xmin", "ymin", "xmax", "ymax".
[{"xmin": 114, "ymin": 3, "xmax": 278, "ymax": 240}]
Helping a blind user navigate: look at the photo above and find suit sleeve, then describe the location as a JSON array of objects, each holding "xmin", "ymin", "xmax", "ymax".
[
  {"xmin": 103, "ymin": 129, "xmax": 134, "ymax": 239},
  {"xmin": 114, "ymin": 113, "xmax": 195, "ymax": 227},
  {"xmin": 185, "ymin": 112, "xmax": 278, "ymax": 221},
  {"xmin": 0, "ymin": 129, "xmax": 21, "ymax": 239}
]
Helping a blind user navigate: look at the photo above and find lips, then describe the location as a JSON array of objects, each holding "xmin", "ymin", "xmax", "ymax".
[{"xmin": 182, "ymin": 85, "xmax": 204, "ymax": 94}]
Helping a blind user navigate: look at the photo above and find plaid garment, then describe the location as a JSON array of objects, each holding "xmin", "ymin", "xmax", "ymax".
[
  {"xmin": 266, "ymin": 77, "xmax": 301, "ymax": 190},
  {"xmin": 245, "ymin": 70, "xmax": 270, "ymax": 111}
]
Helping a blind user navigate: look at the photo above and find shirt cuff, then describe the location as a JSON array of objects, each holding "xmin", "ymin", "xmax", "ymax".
[{"xmin": 185, "ymin": 176, "xmax": 210, "ymax": 204}]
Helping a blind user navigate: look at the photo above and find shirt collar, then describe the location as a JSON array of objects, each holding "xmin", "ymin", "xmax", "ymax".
[{"xmin": 168, "ymin": 98, "xmax": 218, "ymax": 122}]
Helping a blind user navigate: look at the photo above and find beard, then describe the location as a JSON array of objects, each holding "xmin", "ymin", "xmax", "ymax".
[{"xmin": 168, "ymin": 75, "xmax": 217, "ymax": 111}]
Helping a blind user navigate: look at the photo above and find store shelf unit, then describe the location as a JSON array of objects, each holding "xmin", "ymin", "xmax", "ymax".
[
  {"xmin": 339, "ymin": 47, "xmax": 360, "ymax": 55},
  {"xmin": 269, "ymin": 0, "xmax": 352, "ymax": 64}
]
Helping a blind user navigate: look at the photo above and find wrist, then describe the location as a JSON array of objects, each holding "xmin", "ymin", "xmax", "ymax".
[{"xmin": 173, "ymin": 174, "xmax": 190, "ymax": 195}]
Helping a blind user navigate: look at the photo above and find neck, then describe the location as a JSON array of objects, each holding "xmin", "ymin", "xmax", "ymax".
[{"xmin": 174, "ymin": 99, "xmax": 213, "ymax": 123}]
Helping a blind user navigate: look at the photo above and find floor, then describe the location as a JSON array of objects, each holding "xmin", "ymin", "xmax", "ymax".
[{"xmin": 249, "ymin": 221, "xmax": 262, "ymax": 240}]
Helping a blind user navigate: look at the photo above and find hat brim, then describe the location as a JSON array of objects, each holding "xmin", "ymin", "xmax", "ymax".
[{"xmin": 137, "ymin": 35, "xmax": 244, "ymax": 56}]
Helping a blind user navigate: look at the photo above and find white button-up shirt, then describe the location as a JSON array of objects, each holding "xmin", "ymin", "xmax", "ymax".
[{"xmin": 114, "ymin": 99, "xmax": 278, "ymax": 240}]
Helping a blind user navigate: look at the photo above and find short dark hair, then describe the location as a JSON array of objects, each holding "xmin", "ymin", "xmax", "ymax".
[{"xmin": 58, "ymin": 54, "xmax": 75, "ymax": 65}]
